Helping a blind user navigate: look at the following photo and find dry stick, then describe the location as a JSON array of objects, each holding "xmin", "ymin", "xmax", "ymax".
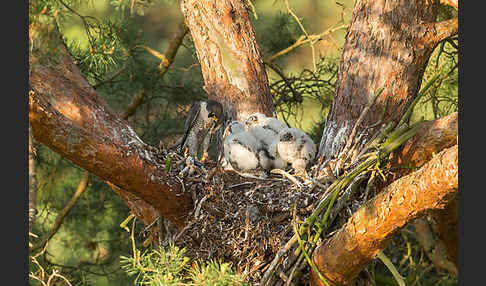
[
  {"xmin": 120, "ymin": 88, "xmax": 146, "ymax": 120},
  {"xmin": 29, "ymin": 172, "xmax": 90, "ymax": 253},
  {"xmin": 265, "ymin": 24, "xmax": 349, "ymax": 63},
  {"xmin": 336, "ymin": 87, "xmax": 384, "ymax": 170},
  {"xmin": 261, "ymin": 235, "xmax": 298, "ymax": 286},
  {"xmin": 284, "ymin": 0, "xmax": 316, "ymax": 72}
]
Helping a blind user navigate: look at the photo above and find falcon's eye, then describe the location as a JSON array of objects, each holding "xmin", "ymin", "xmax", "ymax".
[
  {"xmin": 208, "ymin": 112, "xmax": 215, "ymax": 118},
  {"xmin": 281, "ymin": 132, "xmax": 293, "ymax": 141},
  {"xmin": 250, "ymin": 116, "xmax": 257, "ymax": 122}
]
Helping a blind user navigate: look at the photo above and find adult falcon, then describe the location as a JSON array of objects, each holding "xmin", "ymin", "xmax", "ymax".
[{"xmin": 179, "ymin": 100, "xmax": 224, "ymax": 161}]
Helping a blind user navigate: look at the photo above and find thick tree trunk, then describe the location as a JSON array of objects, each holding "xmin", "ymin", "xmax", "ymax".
[
  {"xmin": 310, "ymin": 145, "xmax": 458, "ymax": 286},
  {"xmin": 180, "ymin": 0, "xmax": 275, "ymax": 121},
  {"xmin": 309, "ymin": 0, "xmax": 458, "ymax": 282},
  {"xmin": 318, "ymin": 0, "xmax": 457, "ymax": 161},
  {"xmin": 29, "ymin": 40, "xmax": 192, "ymax": 228}
]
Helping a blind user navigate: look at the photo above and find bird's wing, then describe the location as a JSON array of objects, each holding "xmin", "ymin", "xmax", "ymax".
[{"xmin": 179, "ymin": 101, "xmax": 201, "ymax": 151}]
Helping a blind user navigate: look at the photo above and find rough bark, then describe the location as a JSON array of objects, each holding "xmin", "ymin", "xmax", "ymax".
[
  {"xmin": 318, "ymin": 0, "xmax": 457, "ymax": 161},
  {"xmin": 389, "ymin": 112, "xmax": 458, "ymax": 273},
  {"xmin": 310, "ymin": 145, "xmax": 458, "ymax": 286},
  {"xmin": 388, "ymin": 111, "xmax": 457, "ymax": 179},
  {"xmin": 180, "ymin": 0, "xmax": 275, "ymax": 121},
  {"xmin": 29, "ymin": 41, "xmax": 192, "ymax": 228}
]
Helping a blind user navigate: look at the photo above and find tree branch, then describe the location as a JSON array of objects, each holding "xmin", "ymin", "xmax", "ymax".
[
  {"xmin": 439, "ymin": 0, "xmax": 458, "ymax": 9},
  {"xmin": 310, "ymin": 145, "xmax": 458, "ymax": 286},
  {"xmin": 159, "ymin": 20, "xmax": 189, "ymax": 77},
  {"xmin": 29, "ymin": 36, "xmax": 192, "ymax": 228},
  {"xmin": 265, "ymin": 24, "xmax": 349, "ymax": 63},
  {"xmin": 30, "ymin": 172, "xmax": 90, "ymax": 253},
  {"xmin": 413, "ymin": 215, "xmax": 458, "ymax": 275},
  {"xmin": 388, "ymin": 111, "xmax": 457, "ymax": 179},
  {"xmin": 422, "ymin": 18, "xmax": 458, "ymax": 49}
]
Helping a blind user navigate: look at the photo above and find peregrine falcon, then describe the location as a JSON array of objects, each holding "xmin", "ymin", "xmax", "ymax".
[
  {"xmin": 179, "ymin": 100, "xmax": 224, "ymax": 160},
  {"xmin": 274, "ymin": 127, "xmax": 317, "ymax": 174},
  {"xmin": 222, "ymin": 121, "xmax": 261, "ymax": 172}
]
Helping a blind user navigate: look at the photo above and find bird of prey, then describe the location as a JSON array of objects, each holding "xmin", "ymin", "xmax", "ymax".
[
  {"xmin": 222, "ymin": 121, "xmax": 261, "ymax": 173},
  {"xmin": 274, "ymin": 127, "xmax": 317, "ymax": 174},
  {"xmin": 243, "ymin": 113, "xmax": 288, "ymax": 171},
  {"xmin": 179, "ymin": 100, "xmax": 224, "ymax": 161}
]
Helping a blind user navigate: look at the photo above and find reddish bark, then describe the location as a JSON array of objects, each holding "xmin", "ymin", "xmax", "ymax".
[
  {"xmin": 310, "ymin": 145, "xmax": 458, "ymax": 286},
  {"xmin": 180, "ymin": 0, "xmax": 275, "ymax": 120},
  {"xmin": 388, "ymin": 112, "xmax": 458, "ymax": 273},
  {"xmin": 389, "ymin": 111, "xmax": 457, "ymax": 179},
  {"xmin": 29, "ymin": 43, "xmax": 192, "ymax": 228},
  {"xmin": 318, "ymin": 0, "xmax": 457, "ymax": 161}
]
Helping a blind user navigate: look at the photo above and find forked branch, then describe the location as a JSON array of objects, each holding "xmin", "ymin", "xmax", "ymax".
[{"xmin": 310, "ymin": 145, "xmax": 458, "ymax": 286}]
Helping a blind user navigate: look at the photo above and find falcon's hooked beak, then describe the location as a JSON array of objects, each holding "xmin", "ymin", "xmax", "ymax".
[{"xmin": 209, "ymin": 112, "xmax": 219, "ymax": 122}]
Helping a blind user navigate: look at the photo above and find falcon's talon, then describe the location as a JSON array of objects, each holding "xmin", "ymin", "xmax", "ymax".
[{"xmin": 201, "ymin": 151, "xmax": 209, "ymax": 163}]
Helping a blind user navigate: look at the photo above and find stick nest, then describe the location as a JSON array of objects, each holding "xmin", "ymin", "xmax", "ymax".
[{"xmin": 158, "ymin": 150, "xmax": 335, "ymax": 284}]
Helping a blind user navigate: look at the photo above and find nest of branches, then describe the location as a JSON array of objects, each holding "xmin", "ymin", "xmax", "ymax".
[
  {"xmin": 149, "ymin": 147, "xmax": 329, "ymax": 284},
  {"xmin": 142, "ymin": 76, "xmax": 442, "ymax": 285}
]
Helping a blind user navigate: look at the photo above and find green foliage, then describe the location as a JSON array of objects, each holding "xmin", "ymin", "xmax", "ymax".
[
  {"xmin": 121, "ymin": 244, "xmax": 190, "ymax": 285},
  {"xmin": 411, "ymin": 37, "xmax": 458, "ymax": 122},
  {"xmin": 369, "ymin": 225, "xmax": 458, "ymax": 286},
  {"xmin": 188, "ymin": 259, "xmax": 248, "ymax": 286},
  {"xmin": 270, "ymin": 57, "xmax": 339, "ymax": 133},
  {"xmin": 120, "ymin": 244, "xmax": 248, "ymax": 286},
  {"xmin": 255, "ymin": 11, "xmax": 301, "ymax": 59}
]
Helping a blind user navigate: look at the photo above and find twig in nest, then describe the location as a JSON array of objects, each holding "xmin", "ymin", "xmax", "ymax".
[
  {"xmin": 226, "ymin": 182, "xmax": 256, "ymax": 189},
  {"xmin": 142, "ymin": 215, "xmax": 160, "ymax": 234},
  {"xmin": 174, "ymin": 220, "xmax": 196, "ymax": 242},
  {"xmin": 194, "ymin": 194, "xmax": 209, "ymax": 219},
  {"xmin": 336, "ymin": 87, "xmax": 384, "ymax": 170},
  {"xmin": 260, "ymin": 235, "xmax": 298, "ymax": 286},
  {"xmin": 271, "ymin": 169, "xmax": 303, "ymax": 189}
]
